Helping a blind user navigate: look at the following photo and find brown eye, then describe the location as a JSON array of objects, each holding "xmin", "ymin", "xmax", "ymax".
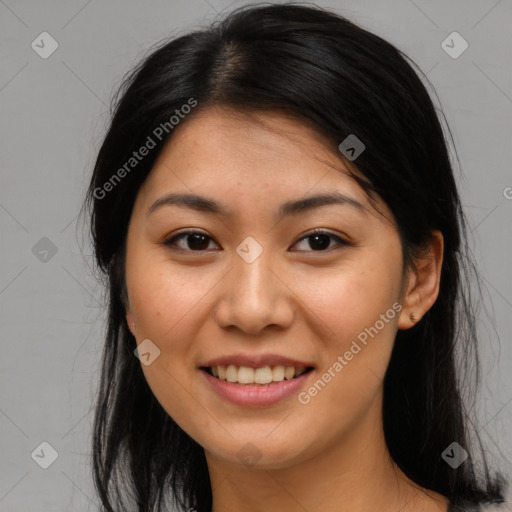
[
  {"xmin": 292, "ymin": 230, "xmax": 350, "ymax": 252},
  {"xmin": 163, "ymin": 231, "xmax": 218, "ymax": 252}
]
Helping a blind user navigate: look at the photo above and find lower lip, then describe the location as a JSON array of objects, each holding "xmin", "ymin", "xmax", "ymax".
[{"xmin": 200, "ymin": 368, "xmax": 314, "ymax": 407}]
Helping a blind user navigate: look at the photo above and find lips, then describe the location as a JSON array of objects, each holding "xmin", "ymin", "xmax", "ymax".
[
  {"xmin": 198, "ymin": 353, "xmax": 316, "ymax": 405},
  {"xmin": 200, "ymin": 365, "xmax": 315, "ymax": 407}
]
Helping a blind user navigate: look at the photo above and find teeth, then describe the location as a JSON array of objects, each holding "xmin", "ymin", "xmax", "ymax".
[
  {"xmin": 284, "ymin": 366, "xmax": 295, "ymax": 380},
  {"xmin": 226, "ymin": 364, "xmax": 238, "ymax": 383},
  {"xmin": 272, "ymin": 365, "xmax": 285, "ymax": 382},
  {"xmin": 208, "ymin": 364, "xmax": 310, "ymax": 384},
  {"xmin": 254, "ymin": 366, "xmax": 273, "ymax": 384},
  {"xmin": 238, "ymin": 366, "xmax": 255, "ymax": 384}
]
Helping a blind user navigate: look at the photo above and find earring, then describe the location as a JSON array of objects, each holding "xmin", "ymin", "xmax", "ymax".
[{"xmin": 410, "ymin": 312, "xmax": 417, "ymax": 323}]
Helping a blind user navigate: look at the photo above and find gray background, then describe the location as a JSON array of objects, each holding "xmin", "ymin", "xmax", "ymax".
[{"xmin": 1, "ymin": 0, "xmax": 511, "ymax": 510}]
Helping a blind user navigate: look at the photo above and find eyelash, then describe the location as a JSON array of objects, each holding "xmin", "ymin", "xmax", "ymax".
[{"xmin": 163, "ymin": 229, "xmax": 351, "ymax": 254}]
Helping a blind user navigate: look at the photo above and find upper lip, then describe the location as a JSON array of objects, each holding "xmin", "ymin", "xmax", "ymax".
[{"xmin": 199, "ymin": 353, "xmax": 315, "ymax": 369}]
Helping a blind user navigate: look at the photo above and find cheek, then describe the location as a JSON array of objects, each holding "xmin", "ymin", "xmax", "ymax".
[
  {"xmin": 128, "ymin": 254, "xmax": 211, "ymax": 340},
  {"xmin": 127, "ymin": 260, "xmax": 206, "ymax": 427},
  {"xmin": 291, "ymin": 269, "xmax": 400, "ymax": 439},
  {"xmin": 292, "ymin": 256, "xmax": 401, "ymax": 348},
  {"xmin": 289, "ymin": 251, "xmax": 402, "ymax": 412}
]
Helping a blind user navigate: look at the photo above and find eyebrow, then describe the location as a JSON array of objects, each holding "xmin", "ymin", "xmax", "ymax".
[{"xmin": 146, "ymin": 191, "xmax": 368, "ymax": 219}]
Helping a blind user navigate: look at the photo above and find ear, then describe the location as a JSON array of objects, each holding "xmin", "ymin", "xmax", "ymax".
[
  {"xmin": 398, "ymin": 230, "xmax": 444, "ymax": 330},
  {"xmin": 126, "ymin": 309, "xmax": 136, "ymax": 337}
]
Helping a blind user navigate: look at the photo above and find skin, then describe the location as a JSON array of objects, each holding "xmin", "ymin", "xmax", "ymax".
[{"xmin": 124, "ymin": 106, "xmax": 447, "ymax": 512}]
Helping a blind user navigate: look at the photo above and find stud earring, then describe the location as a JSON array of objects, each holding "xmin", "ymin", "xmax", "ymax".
[{"xmin": 410, "ymin": 312, "xmax": 417, "ymax": 323}]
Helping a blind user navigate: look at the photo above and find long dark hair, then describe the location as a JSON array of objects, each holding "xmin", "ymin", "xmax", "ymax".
[{"xmin": 82, "ymin": 3, "xmax": 508, "ymax": 511}]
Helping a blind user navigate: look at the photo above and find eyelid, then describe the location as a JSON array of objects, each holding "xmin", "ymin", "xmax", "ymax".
[{"xmin": 163, "ymin": 228, "xmax": 351, "ymax": 252}]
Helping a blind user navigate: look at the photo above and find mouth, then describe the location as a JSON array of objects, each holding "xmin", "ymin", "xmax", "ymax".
[
  {"xmin": 200, "ymin": 365, "xmax": 315, "ymax": 385},
  {"xmin": 199, "ymin": 363, "xmax": 316, "ymax": 407}
]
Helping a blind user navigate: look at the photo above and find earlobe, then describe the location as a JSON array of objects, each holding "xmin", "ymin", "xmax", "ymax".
[
  {"xmin": 397, "ymin": 271, "xmax": 421, "ymax": 330},
  {"xmin": 397, "ymin": 230, "xmax": 444, "ymax": 330}
]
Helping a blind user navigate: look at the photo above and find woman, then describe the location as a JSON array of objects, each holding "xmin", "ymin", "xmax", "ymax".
[{"xmin": 83, "ymin": 3, "xmax": 508, "ymax": 511}]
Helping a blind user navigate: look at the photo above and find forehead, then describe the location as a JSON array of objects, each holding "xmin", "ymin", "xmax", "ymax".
[
  {"xmin": 145, "ymin": 107, "xmax": 354, "ymax": 184},
  {"xmin": 134, "ymin": 106, "xmax": 386, "ymax": 221}
]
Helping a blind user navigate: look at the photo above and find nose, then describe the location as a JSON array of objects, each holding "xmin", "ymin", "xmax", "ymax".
[{"xmin": 214, "ymin": 246, "xmax": 295, "ymax": 335}]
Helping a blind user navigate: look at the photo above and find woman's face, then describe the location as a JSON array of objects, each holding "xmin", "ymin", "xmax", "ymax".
[{"xmin": 124, "ymin": 106, "xmax": 415, "ymax": 469}]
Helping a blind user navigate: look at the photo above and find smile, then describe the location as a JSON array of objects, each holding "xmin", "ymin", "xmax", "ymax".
[{"xmin": 199, "ymin": 365, "xmax": 315, "ymax": 407}]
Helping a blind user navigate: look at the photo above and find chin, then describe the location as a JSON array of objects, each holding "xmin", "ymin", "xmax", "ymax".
[{"xmin": 203, "ymin": 432, "xmax": 314, "ymax": 470}]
